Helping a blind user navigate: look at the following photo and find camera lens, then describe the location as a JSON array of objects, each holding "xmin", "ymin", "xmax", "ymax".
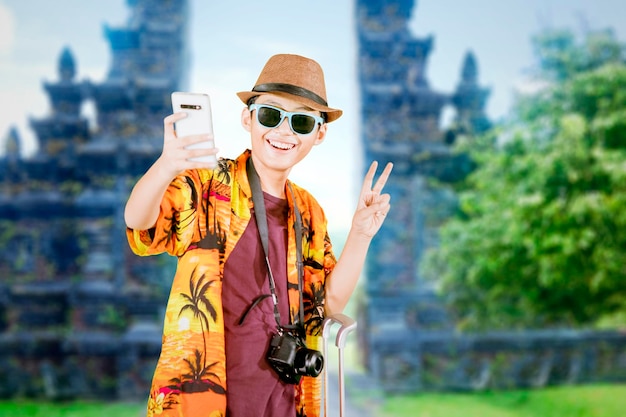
[{"xmin": 295, "ymin": 348, "xmax": 324, "ymax": 377}]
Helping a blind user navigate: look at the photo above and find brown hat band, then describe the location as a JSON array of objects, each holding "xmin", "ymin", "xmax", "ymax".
[{"xmin": 252, "ymin": 83, "xmax": 328, "ymax": 107}]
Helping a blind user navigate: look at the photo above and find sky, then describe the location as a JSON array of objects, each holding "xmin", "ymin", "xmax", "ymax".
[{"xmin": 1, "ymin": 0, "xmax": 625, "ymax": 233}]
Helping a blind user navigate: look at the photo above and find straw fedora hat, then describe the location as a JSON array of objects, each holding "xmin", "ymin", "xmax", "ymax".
[{"xmin": 237, "ymin": 54, "xmax": 343, "ymax": 123}]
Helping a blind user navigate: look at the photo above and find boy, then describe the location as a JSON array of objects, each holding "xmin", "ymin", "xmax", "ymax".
[{"xmin": 125, "ymin": 53, "xmax": 392, "ymax": 417}]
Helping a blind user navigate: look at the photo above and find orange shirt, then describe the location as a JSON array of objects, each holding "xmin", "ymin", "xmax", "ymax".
[{"xmin": 127, "ymin": 150, "xmax": 336, "ymax": 417}]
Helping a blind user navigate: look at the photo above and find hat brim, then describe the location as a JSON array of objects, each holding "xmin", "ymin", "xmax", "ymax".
[{"xmin": 236, "ymin": 90, "xmax": 343, "ymax": 123}]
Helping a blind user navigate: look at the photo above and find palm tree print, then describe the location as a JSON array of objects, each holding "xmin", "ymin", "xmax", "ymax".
[
  {"xmin": 290, "ymin": 210, "xmax": 327, "ymax": 336},
  {"xmin": 195, "ymin": 177, "xmax": 227, "ymax": 251},
  {"xmin": 178, "ymin": 266, "xmax": 218, "ymax": 368},
  {"xmin": 168, "ymin": 349, "xmax": 225, "ymax": 394},
  {"xmin": 200, "ymin": 177, "xmax": 215, "ymax": 238},
  {"xmin": 156, "ymin": 177, "xmax": 198, "ymax": 247},
  {"xmin": 215, "ymin": 159, "xmax": 231, "ymax": 183},
  {"xmin": 196, "ymin": 220, "xmax": 227, "ymax": 251},
  {"xmin": 303, "ymin": 282, "xmax": 325, "ymax": 335},
  {"xmin": 156, "ymin": 209, "xmax": 191, "ymax": 247}
]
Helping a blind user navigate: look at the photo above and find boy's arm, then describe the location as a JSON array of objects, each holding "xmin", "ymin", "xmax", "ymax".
[
  {"xmin": 324, "ymin": 161, "xmax": 393, "ymax": 315},
  {"xmin": 124, "ymin": 112, "xmax": 219, "ymax": 230}
]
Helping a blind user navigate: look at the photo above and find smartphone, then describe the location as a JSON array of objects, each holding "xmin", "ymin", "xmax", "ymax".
[{"xmin": 171, "ymin": 91, "xmax": 217, "ymax": 164}]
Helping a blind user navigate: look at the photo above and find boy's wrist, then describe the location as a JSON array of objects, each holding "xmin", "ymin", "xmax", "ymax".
[{"xmin": 154, "ymin": 157, "xmax": 179, "ymax": 184}]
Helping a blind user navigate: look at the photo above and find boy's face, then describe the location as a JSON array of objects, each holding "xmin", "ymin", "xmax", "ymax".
[{"xmin": 241, "ymin": 93, "xmax": 327, "ymax": 174}]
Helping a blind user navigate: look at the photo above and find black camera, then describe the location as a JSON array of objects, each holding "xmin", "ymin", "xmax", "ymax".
[{"xmin": 266, "ymin": 331, "xmax": 324, "ymax": 384}]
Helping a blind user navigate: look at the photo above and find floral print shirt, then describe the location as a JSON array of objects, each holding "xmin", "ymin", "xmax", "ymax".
[{"xmin": 127, "ymin": 150, "xmax": 336, "ymax": 417}]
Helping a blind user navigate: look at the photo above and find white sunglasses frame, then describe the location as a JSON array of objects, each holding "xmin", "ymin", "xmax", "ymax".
[{"xmin": 248, "ymin": 103, "xmax": 325, "ymax": 135}]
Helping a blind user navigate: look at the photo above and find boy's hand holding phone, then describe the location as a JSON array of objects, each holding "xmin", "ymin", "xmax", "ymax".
[{"xmin": 171, "ymin": 92, "xmax": 218, "ymax": 166}]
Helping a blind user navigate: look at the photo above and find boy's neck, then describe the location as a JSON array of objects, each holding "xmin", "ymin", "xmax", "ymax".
[{"xmin": 251, "ymin": 158, "xmax": 289, "ymax": 199}]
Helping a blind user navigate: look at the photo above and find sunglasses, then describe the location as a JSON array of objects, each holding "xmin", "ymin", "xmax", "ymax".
[{"xmin": 249, "ymin": 103, "xmax": 324, "ymax": 135}]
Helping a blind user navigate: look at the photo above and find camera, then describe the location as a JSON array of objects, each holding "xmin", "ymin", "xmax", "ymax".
[{"xmin": 266, "ymin": 331, "xmax": 324, "ymax": 384}]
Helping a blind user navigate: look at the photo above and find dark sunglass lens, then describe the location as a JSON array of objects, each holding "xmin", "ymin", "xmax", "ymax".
[
  {"xmin": 257, "ymin": 106, "xmax": 282, "ymax": 127},
  {"xmin": 291, "ymin": 114, "xmax": 316, "ymax": 134}
]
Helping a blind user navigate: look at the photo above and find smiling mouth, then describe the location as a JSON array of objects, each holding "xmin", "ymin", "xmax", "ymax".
[{"xmin": 267, "ymin": 139, "xmax": 295, "ymax": 150}]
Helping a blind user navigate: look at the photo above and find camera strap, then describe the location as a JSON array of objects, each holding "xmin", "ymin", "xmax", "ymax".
[{"xmin": 244, "ymin": 157, "xmax": 305, "ymax": 333}]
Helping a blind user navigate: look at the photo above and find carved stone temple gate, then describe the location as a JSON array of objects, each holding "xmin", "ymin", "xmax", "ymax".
[
  {"xmin": 0, "ymin": 0, "xmax": 186, "ymax": 399},
  {"xmin": 355, "ymin": 0, "xmax": 626, "ymax": 392}
]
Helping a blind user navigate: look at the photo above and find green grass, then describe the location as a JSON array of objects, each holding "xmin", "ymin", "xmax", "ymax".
[
  {"xmin": 377, "ymin": 384, "xmax": 626, "ymax": 417},
  {"xmin": 0, "ymin": 401, "xmax": 144, "ymax": 417},
  {"xmin": 1, "ymin": 385, "xmax": 625, "ymax": 416}
]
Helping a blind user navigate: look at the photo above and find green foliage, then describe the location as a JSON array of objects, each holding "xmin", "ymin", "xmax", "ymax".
[
  {"xmin": 421, "ymin": 28, "xmax": 626, "ymax": 330},
  {"xmin": 532, "ymin": 28, "xmax": 625, "ymax": 82}
]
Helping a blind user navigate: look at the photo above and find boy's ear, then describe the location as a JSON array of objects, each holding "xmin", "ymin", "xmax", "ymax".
[
  {"xmin": 314, "ymin": 123, "xmax": 327, "ymax": 146},
  {"xmin": 241, "ymin": 107, "xmax": 252, "ymax": 132}
]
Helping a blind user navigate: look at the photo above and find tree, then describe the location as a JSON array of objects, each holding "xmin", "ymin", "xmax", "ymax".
[{"xmin": 421, "ymin": 28, "xmax": 626, "ymax": 331}]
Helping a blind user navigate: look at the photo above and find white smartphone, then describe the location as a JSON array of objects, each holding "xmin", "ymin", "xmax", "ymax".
[{"xmin": 171, "ymin": 91, "xmax": 217, "ymax": 164}]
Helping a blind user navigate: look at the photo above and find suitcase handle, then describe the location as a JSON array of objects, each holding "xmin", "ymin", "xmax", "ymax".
[
  {"xmin": 322, "ymin": 313, "xmax": 357, "ymax": 417},
  {"xmin": 322, "ymin": 313, "xmax": 357, "ymax": 349}
]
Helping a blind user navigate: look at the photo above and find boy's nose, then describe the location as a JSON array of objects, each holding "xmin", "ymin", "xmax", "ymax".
[{"xmin": 275, "ymin": 115, "xmax": 293, "ymax": 134}]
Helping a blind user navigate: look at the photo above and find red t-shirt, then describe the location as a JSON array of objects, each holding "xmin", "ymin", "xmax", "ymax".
[{"xmin": 222, "ymin": 192, "xmax": 295, "ymax": 417}]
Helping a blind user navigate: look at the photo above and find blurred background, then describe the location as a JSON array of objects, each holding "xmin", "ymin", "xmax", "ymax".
[{"xmin": 1, "ymin": 0, "xmax": 626, "ymax": 416}]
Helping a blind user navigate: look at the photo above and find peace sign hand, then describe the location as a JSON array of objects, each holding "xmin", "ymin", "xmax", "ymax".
[{"xmin": 351, "ymin": 161, "xmax": 393, "ymax": 239}]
